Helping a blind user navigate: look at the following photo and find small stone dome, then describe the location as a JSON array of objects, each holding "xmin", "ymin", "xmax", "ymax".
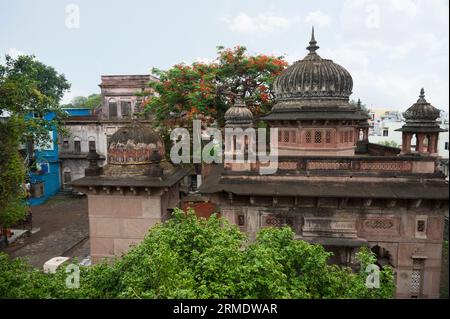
[
  {"xmin": 273, "ymin": 28, "xmax": 353, "ymax": 102},
  {"xmin": 403, "ymin": 88, "xmax": 440, "ymax": 121},
  {"xmin": 107, "ymin": 125, "xmax": 165, "ymax": 165},
  {"xmin": 224, "ymin": 96, "xmax": 253, "ymax": 127}
]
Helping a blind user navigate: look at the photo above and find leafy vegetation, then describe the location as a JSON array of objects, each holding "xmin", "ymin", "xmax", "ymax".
[
  {"xmin": 0, "ymin": 209, "xmax": 395, "ymax": 299},
  {"xmin": 142, "ymin": 46, "xmax": 288, "ymax": 132},
  {"xmin": 0, "ymin": 54, "xmax": 70, "ymax": 227},
  {"xmin": 379, "ymin": 140, "xmax": 400, "ymax": 148},
  {"xmin": 62, "ymin": 94, "xmax": 101, "ymax": 109}
]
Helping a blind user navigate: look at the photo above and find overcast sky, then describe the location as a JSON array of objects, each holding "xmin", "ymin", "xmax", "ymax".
[{"xmin": 1, "ymin": 0, "xmax": 448, "ymax": 111}]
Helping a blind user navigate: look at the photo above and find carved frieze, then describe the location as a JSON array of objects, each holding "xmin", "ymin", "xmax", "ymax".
[{"xmin": 302, "ymin": 217, "xmax": 357, "ymax": 238}]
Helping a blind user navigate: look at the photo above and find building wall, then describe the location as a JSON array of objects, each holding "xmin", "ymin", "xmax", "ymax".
[
  {"xmin": 214, "ymin": 194, "xmax": 447, "ymax": 298},
  {"xmin": 87, "ymin": 185, "xmax": 182, "ymax": 263},
  {"xmin": 88, "ymin": 194, "xmax": 164, "ymax": 263},
  {"xmin": 27, "ymin": 112, "xmax": 61, "ymax": 206}
]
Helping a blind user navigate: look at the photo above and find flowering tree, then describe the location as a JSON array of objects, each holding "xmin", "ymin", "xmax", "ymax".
[{"xmin": 142, "ymin": 46, "xmax": 288, "ymax": 130}]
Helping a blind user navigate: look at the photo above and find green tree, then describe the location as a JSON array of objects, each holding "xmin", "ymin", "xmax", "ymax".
[
  {"xmin": 0, "ymin": 54, "xmax": 70, "ymax": 227},
  {"xmin": 379, "ymin": 140, "xmax": 399, "ymax": 148},
  {"xmin": 0, "ymin": 209, "xmax": 395, "ymax": 299},
  {"xmin": 142, "ymin": 46, "xmax": 288, "ymax": 132},
  {"xmin": 63, "ymin": 94, "xmax": 101, "ymax": 109}
]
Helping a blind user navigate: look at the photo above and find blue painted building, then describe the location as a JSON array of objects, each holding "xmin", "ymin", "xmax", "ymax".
[
  {"xmin": 27, "ymin": 108, "xmax": 93, "ymax": 206},
  {"xmin": 27, "ymin": 112, "xmax": 61, "ymax": 206}
]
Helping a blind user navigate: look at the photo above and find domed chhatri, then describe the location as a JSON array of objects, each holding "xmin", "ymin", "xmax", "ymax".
[
  {"xmin": 403, "ymin": 88, "xmax": 441, "ymax": 122},
  {"xmin": 224, "ymin": 95, "xmax": 253, "ymax": 127},
  {"xmin": 107, "ymin": 125, "xmax": 165, "ymax": 165},
  {"xmin": 273, "ymin": 27, "xmax": 353, "ymax": 103}
]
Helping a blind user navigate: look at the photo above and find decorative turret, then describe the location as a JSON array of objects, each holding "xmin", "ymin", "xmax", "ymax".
[
  {"xmin": 85, "ymin": 149, "xmax": 103, "ymax": 176},
  {"xmin": 224, "ymin": 95, "xmax": 253, "ymax": 128},
  {"xmin": 396, "ymin": 89, "xmax": 447, "ymax": 155}
]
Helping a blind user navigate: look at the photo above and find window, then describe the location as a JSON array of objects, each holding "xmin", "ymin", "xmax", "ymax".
[
  {"xmin": 325, "ymin": 130, "xmax": 331, "ymax": 144},
  {"xmin": 305, "ymin": 131, "xmax": 312, "ymax": 144},
  {"xmin": 445, "ymin": 142, "xmax": 449, "ymax": 150},
  {"xmin": 283, "ymin": 131, "xmax": 289, "ymax": 143},
  {"xmin": 383, "ymin": 129, "xmax": 389, "ymax": 137},
  {"xmin": 121, "ymin": 101, "xmax": 131, "ymax": 117},
  {"xmin": 340, "ymin": 131, "xmax": 344, "ymax": 143},
  {"xmin": 89, "ymin": 140, "xmax": 96, "ymax": 151},
  {"xmin": 344, "ymin": 131, "xmax": 349, "ymax": 143},
  {"xmin": 314, "ymin": 131, "xmax": 322, "ymax": 144},
  {"xmin": 63, "ymin": 171, "xmax": 71, "ymax": 183},
  {"xmin": 109, "ymin": 100, "xmax": 118, "ymax": 118},
  {"xmin": 237, "ymin": 215, "xmax": 245, "ymax": 226},
  {"xmin": 62, "ymin": 140, "xmax": 69, "ymax": 149},
  {"xmin": 278, "ymin": 131, "xmax": 282, "ymax": 142},
  {"xmin": 349, "ymin": 130, "xmax": 353, "ymax": 142},
  {"xmin": 416, "ymin": 217, "xmax": 427, "ymax": 239},
  {"xmin": 410, "ymin": 259, "xmax": 424, "ymax": 298},
  {"xmin": 74, "ymin": 140, "xmax": 81, "ymax": 153},
  {"xmin": 417, "ymin": 220, "xmax": 425, "ymax": 232}
]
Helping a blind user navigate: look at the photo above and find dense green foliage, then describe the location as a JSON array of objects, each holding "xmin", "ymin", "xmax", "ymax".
[
  {"xmin": 379, "ymin": 140, "xmax": 400, "ymax": 148},
  {"xmin": 63, "ymin": 94, "xmax": 101, "ymax": 109},
  {"xmin": 0, "ymin": 117, "xmax": 27, "ymax": 228},
  {"xmin": 142, "ymin": 46, "xmax": 288, "ymax": 131},
  {"xmin": 0, "ymin": 209, "xmax": 395, "ymax": 299},
  {"xmin": 0, "ymin": 54, "xmax": 70, "ymax": 227}
]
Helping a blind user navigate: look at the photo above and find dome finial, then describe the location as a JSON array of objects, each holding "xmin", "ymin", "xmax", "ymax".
[
  {"xmin": 306, "ymin": 26, "xmax": 319, "ymax": 54},
  {"xmin": 418, "ymin": 88, "xmax": 427, "ymax": 103}
]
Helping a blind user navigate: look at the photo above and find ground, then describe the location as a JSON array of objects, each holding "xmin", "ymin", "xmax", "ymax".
[{"xmin": 1, "ymin": 196, "xmax": 90, "ymax": 268}]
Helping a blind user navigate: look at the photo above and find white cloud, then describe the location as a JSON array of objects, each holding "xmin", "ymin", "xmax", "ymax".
[
  {"xmin": 305, "ymin": 11, "xmax": 332, "ymax": 28},
  {"xmin": 222, "ymin": 12, "xmax": 292, "ymax": 35}
]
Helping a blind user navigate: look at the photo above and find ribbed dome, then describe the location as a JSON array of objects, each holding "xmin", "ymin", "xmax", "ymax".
[
  {"xmin": 274, "ymin": 28, "xmax": 353, "ymax": 101},
  {"xmin": 404, "ymin": 88, "xmax": 440, "ymax": 121},
  {"xmin": 225, "ymin": 96, "xmax": 253, "ymax": 127},
  {"xmin": 107, "ymin": 124, "xmax": 165, "ymax": 165}
]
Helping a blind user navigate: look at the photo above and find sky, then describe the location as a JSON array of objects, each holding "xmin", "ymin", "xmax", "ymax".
[{"xmin": 1, "ymin": 0, "xmax": 449, "ymax": 111}]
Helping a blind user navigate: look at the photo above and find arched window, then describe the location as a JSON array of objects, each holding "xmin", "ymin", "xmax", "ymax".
[
  {"xmin": 88, "ymin": 136, "xmax": 96, "ymax": 151},
  {"xmin": 73, "ymin": 136, "xmax": 81, "ymax": 153},
  {"xmin": 411, "ymin": 134, "xmax": 417, "ymax": 152}
]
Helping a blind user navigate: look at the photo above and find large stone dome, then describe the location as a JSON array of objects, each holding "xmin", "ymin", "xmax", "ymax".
[
  {"xmin": 273, "ymin": 28, "xmax": 353, "ymax": 103},
  {"xmin": 107, "ymin": 124, "xmax": 165, "ymax": 165}
]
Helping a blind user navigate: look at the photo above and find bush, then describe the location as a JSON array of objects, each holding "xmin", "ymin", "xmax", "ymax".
[{"xmin": 0, "ymin": 208, "xmax": 395, "ymax": 299}]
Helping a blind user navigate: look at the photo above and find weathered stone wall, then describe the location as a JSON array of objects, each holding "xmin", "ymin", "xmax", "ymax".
[{"xmin": 214, "ymin": 193, "xmax": 447, "ymax": 298}]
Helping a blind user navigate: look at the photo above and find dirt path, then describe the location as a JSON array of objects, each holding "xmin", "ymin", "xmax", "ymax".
[{"xmin": 1, "ymin": 196, "xmax": 90, "ymax": 268}]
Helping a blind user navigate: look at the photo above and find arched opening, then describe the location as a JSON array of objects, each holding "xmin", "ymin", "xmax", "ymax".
[
  {"xmin": 371, "ymin": 244, "xmax": 393, "ymax": 268},
  {"xmin": 410, "ymin": 134, "xmax": 417, "ymax": 152}
]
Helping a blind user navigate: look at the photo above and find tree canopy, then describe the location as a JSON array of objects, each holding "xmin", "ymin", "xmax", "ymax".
[
  {"xmin": 142, "ymin": 46, "xmax": 288, "ymax": 131},
  {"xmin": 0, "ymin": 209, "xmax": 395, "ymax": 298},
  {"xmin": 63, "ymin": 94, "xmax": 101, "ymax": 109},
  {"xmin": 0, "ymin": 54, "xmax": 70, "ymax": 227}
]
